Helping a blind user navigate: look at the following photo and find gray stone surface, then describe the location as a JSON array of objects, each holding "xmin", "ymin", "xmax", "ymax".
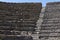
[
  {"xmin": 40, "ymin": 2, "xmax": 60, "ymax": 40},
  {"xmin": 0, "ymin": 2, "xmax": 42, "ymax": 40}
]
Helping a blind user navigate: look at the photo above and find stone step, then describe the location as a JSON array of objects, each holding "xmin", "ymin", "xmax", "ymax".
[
  {"xmin": 40, "ymin": 33, "xmax": 60, "ymax": 37},
  {"xmin": 41, "ymin": 24, "xmax": 60, "ymax": 26},
  {"xmin": 44, "ymin": 19, "xmax": 60, "ymax": 21},
  {"xmin": 41, "ymin": 25, "xmax": 60, "ymax": 27},
  {"xmin": 40, "ymin": 29, "xmax": 60, "ymax": 33},
  {"xmin": 41, "ymin": 27, "xmax": 60, "ymax": 29},
  {"xmin": 32, "ymin": 34, "xmax": 39, "ymax": 39}
]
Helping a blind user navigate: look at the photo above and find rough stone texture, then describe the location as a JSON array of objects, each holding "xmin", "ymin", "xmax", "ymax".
[
  {"xmin": 40, "ymin": 2, "xmax": 60, "ymax": 40},
  {"xmin": 0, "ymin": 2, "xmax": 42, "ymax": 40},
  {"xmin": 2, "ymin": 36, "xmax": 33, "ymax": 40},
  {"xmin": 36, "ymin": 8, "xmax": 45, "ymax": 40}
]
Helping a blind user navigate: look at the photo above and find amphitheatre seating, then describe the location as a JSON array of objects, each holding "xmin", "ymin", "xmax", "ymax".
[
  {"xmin": 2, "ymin": 36, "xmax": 33, "ymax": 40},
  {"xmin": 0, "ymin": 2, "xmax": 42, "ymax": 40},
  {"xmin": 40, "ymin": 2, "xmax": 60, "ymax": 40}
]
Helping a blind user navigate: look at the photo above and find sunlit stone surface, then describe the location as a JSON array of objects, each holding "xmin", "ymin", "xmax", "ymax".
[{"xmin": 40, "ymin": 2, "xmax": 60, "ymax": 40}]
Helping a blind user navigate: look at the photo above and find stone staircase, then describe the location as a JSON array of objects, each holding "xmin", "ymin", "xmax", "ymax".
[
  {"xmin": 40, "ymin": 2, "xmax": 60, "ymax": 40},
  {"xmin": 32, "ymin": 8, "xmax": 45, "ymax": 40}
]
